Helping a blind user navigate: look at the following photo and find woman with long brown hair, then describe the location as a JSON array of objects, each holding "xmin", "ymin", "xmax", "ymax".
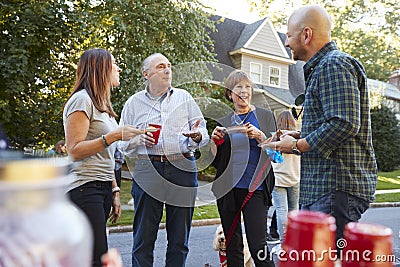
[{"xmin": 63, "ymin": 48, "xmax": 141, "ymax": 267}]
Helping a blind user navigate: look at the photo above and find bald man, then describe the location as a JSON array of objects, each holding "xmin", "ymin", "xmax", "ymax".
[{"xmin": 262, "ymin": 5, "xmax": 377, "ymax": 240}]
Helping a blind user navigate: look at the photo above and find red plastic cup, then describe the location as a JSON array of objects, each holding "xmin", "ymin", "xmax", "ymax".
[
  {"xmin": 342, "ymin": 222, "xmax": 393, "ymax": 267},
  {"xmin": 148, "ymin": 124, "xmax": 162, "ymax": 144},
  {"xmin": 279, "ymin": 210, "xmax": 336, "ymax": 267}
]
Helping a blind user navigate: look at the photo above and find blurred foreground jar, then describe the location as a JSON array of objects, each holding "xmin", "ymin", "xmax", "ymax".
[{"xmin": 0, "ymin": 156, "xmax": 92, "ymax": 267}]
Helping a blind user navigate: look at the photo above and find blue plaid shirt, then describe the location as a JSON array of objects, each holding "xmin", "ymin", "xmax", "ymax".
[{"xmin": 300, "ymin": 41, "xmax": 377, "ymax": 205}]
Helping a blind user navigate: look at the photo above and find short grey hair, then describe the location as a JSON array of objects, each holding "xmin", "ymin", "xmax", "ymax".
[{"xmin": 142, "ymin": 53, "xmax": 164, "ymax": 72}]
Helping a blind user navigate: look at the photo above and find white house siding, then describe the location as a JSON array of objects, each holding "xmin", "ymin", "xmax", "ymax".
[
  {"xmin": 240, "ymin": 55, "xmax": 290, "ymax": 89},
  {"xmin": 252, "ymin": 91, "xmax": 283, "ymax": 111},
  {"xmin": 245, "ymin": 21, "xmax": 287, "ymax": 58}
]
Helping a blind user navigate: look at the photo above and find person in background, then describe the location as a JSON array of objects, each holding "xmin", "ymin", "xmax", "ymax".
[
  {"xmin": 63, "ymin": 48, "xmax": 142, "ymax": 267},
  {"xmin": 266, "ymin": 209, "xmax": 280, "ymax": 244},
  {"xmin": 211, "ymin": 70, "xmax": 275, "ymax": 267},
  {"xmin": 119, "ymin": 53, "xmax": 209, "ymax": 267},
  {"xmin": 114, "ymin": 147, "xmax": 124, "ymax": 187},
  {"xmin": 261, "ymin": 5, "xmax": 377, "ymax": 240},
  {"xmin": 47, "ymin": 139, "xmax": 68, "ymax": 157},
  {"xmin": 270, "ymin": 111, "xmax": 300, "ymax": 246},
  {"xmin": 0, "ymin": 123, "xmax": 10, "ymax": 150}
]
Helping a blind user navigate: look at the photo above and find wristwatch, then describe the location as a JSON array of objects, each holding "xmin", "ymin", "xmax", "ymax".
[{"xmin": 292, "ymin": 140, "xmax": 302, "ymax": 155}]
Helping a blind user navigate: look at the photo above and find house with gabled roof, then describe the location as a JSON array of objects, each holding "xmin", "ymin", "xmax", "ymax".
[
  {"xmin": 208, "ymin": 15, "xmax": 400, "ymax": 119},
  {"xmin": 209, "ymin": 15, "xmax": 304, "ymax": 116}
]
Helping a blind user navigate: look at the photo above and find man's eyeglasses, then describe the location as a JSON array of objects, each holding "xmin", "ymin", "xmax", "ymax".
[{"xmin": 291, "ymin": 94, "xmax": 305, "ymax": 120}]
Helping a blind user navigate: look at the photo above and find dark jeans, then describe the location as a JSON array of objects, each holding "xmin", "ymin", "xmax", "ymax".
[
  {"xmin": 267, "ymin": 208, "xmax": 278, "ymax": 234},
  {"xmin": 218, "ymin": 188, "xmax": 275, "ymax": 267},
  {"xmin": 131, "ymin": 158, "xmax": 197, "ymax": 267},
  {"xmin": 69, "ymin": 180, "xmax": 112, "ymax": 267},
  {"xmin": 301, "ymin": 190, "xmax": 370, "ymax": 240}
]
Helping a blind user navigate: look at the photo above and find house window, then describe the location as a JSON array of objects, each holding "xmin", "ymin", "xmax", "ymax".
[
  {"xmin": 269, "ymin": 66, "xmax": 280, "ymax": 86},
  {"xmin": 250, "ymin": 62, "xmax": 262, "ymax": 83}
]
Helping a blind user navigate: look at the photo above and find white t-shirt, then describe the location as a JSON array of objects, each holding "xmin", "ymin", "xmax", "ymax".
[
  {"xmin": 63, "ymin": 90, "xmax": 118, "ymax": 191},
  {"xmin": 271, "ymin": 153, "xmax": 300, "ymax": 187}
]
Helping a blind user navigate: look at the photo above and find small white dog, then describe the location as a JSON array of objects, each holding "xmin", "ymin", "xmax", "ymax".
[{"xmin": 213, "ymin": 225, "xmax": 253, "ymax": 267}]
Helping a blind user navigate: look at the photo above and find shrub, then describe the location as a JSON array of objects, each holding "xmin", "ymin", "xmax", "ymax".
[{"xmin": 371, "ymin": 105, "xmax": 400, "ymax": 171}]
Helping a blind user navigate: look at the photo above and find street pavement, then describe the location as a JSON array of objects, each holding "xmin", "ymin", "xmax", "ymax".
[
  {"xmin": 108, "ymin": 206, "xmax": 400, "ymax": 267},
  {"xmin": 116, "ymin": 172, "xmax": 400, "ymax": 265}
]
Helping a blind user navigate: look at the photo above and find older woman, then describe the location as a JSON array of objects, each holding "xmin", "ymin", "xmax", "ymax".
[
  {"xmin": 211, "ymin": 70, "xmax": 276, "ymax": 267},
  {"xmin": 63, "ymin": 48, "xmax": 142, "ymax": 267}
]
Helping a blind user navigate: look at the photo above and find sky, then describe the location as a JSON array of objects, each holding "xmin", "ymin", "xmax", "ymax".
[
  {"xmin": 200, "ymin": 0, "xmax": 298, "ymax": 32},
  {"xmin": 200, "ymin": 0, "xmax": 263, "ymax": 24}
]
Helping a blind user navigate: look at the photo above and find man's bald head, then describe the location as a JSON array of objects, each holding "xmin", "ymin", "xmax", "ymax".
[
  {"xmin": 289, "ymin": 5, "xmax": 333, "ymax": 40},
  {"xmin": 285, "ymin": 5, "xmax": 333, "ymax": 61}
]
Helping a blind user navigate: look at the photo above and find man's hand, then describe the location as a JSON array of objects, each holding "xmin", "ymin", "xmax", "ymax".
[
  {"xmin": 259, "ymin": 135, "xmax": 297, "ymax": 154},
  {"xmin": 182, "ymin": 119, "xmax": 202, "ymax": 143}
]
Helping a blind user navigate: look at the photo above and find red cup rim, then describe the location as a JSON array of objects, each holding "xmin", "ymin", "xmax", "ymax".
[
  {"xmin": 288, "ymin": 210, "xmax": 336, "ymax": 226},
  {"xmin": 148, "ymin": 123, "xmax": 162, "ymax": 129},
  {"xmin": 345, "ymin": 222, "xmax": 393, "ymax": 237}
]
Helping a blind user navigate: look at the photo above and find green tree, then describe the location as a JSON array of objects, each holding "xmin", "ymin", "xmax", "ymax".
[
  {"xmin": 104, "ymin": 0, "xmax": 217, "ymax": 114},
  {"xmin": 0, "ymin": 0, "xmax": 216, "ymax": 149},
  {"xmin": 371, "ymin": 105, "xmax": 400, "ymax": 171},
  {"xmin": 0, "ymin": 0, "xmax": 99, "ymax": 149},
  {"xmin": 250, "ymin": 0, "xmax": 400, "ymax": 81}
]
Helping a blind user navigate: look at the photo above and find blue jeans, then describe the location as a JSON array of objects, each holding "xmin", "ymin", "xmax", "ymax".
[
  {"xmin": 131, "ymin": 158, "xmax": 197, "ymax": 267},
  {"xmin": 271, "ymin": 184, "xmax": 300, "ymax": 242},
  {"xmin": 68, "ymin": 181, "xmax": 112, "ymax": 267},
  {"xmin": 301, "ymin": 190, "xmax": 370, "ymax": 240}
]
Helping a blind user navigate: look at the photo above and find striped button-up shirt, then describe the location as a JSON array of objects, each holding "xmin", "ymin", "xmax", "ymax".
[
  {"xmin": 119, "ymin": 87, "xmax": 209, "ymax": 156},
  {"xmin": 300, "ymin": 41, "xmax": 377, "ymax": 205}
]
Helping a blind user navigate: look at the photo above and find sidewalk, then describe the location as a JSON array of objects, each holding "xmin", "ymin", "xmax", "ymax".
[
  {"xmin": 110, "ymin": 173, "xmax": 400, "ymax": 233},
  {"xmin": 374, "ymin": 188, "xmax": 400, "ymax": 194}
]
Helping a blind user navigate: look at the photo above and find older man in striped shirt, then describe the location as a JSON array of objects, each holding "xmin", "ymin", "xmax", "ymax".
[{"xmin": 119, "ymin": 53, "xmax": 209, "ymax": 267}]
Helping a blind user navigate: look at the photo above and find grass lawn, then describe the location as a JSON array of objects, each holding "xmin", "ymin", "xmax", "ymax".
[
  {"xmin": 107, "ymin": 179, "xmax": 219, "ymax": 227},
  {"xmin": 376, "ymin": 169, "xmax": 400, "ymax": 190},
  {"xmin": 374, "ymin": 170, "xmax": 400, "ymax": 202},
  {"xmin": 107, "ymin": 169, "xmax": 400, "ymax": 226},
  {"xmin": 374, "ymin": 193, "xmax": 400, "ymax": 203},
  {"xmin": 108, "ymin": 204, "xmax": 220, "ymax": 227}
]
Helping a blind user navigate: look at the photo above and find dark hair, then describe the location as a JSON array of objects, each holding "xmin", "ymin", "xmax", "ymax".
[
  {"xmin": 276, "ymin": 110, "xmax": 297, "ymax": 130},
  {"xmin": 224, "ymin": 70, "xmax": 254, "ymax": 102},
  {"xmin": 66, "ymin": 48, "xmax": 117, "ymax": 117}
]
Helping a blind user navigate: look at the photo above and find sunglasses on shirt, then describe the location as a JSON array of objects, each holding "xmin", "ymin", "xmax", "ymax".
[{"xmin": 291, "ymin": 94, "xmax": 305, "ymax": 120}]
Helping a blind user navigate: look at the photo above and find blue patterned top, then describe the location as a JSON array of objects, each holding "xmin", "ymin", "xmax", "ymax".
[{"xmin": 231, "ymin": 111, "xmax": 263, "ymax": 190}]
